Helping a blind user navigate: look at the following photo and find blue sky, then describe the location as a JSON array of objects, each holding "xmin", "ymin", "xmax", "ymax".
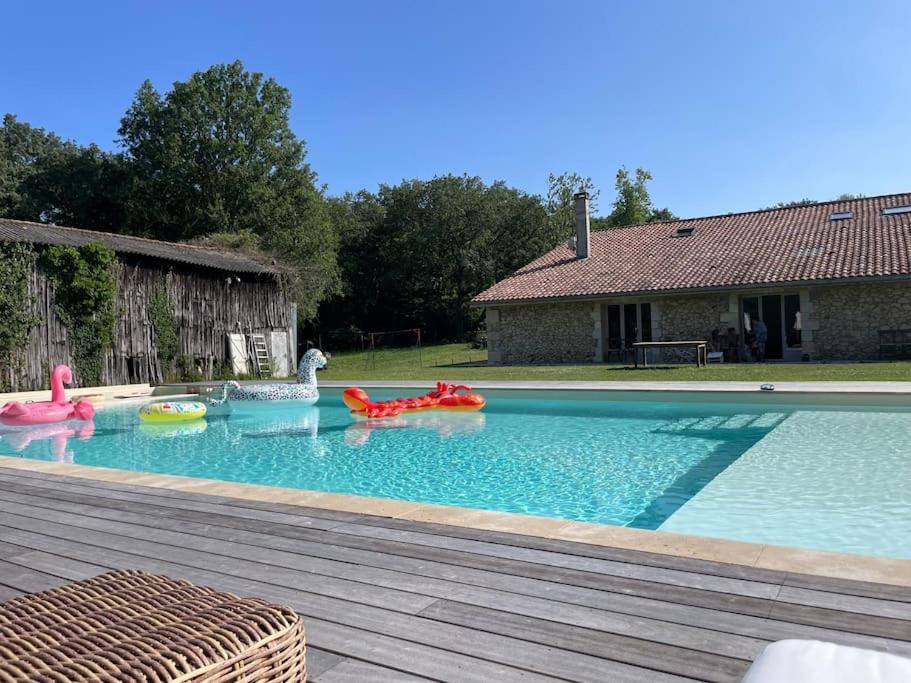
[{"xmin": 2, "ymin": 1, "xmax": 909, "ymax": 217}]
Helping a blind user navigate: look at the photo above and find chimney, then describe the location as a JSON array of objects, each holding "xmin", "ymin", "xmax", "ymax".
[{"xmin": 573, "ymin": 191, "xmax": 590, "ymax": 259}]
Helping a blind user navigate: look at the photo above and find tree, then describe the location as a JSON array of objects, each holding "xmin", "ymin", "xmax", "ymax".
[
  {"xmin": 19, "ymin": 144, "xmax": 132, "ymax": 230},
  {"xmin": 118, "ymin": 61, "xmax": 337, "ymax": 319},
  {"xmin": 763, "ymin": 198, "xmax": 818, "ymax": 210},
  {"xmin": 320, "ymin": 176, "xmax": 555, "ymax": 342},
  {"xmin": 602, "ymin": 166, "xmax": 677, "ymax": 227},
  {"xmin": 546, "ymin": 172, "xmax": 599, "ymax": 242},
  {"xmin": 0, "ymin": 114, "xmax": 74, "ymax": 218},
  {"xmin": 761, "ymin": 194, "xmax": 864, "ymax": 210}
]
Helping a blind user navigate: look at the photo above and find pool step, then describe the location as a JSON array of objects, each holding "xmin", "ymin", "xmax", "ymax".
[{"xmin": 656, "ymin": 412, "xmax": 787, "ymax": 434}]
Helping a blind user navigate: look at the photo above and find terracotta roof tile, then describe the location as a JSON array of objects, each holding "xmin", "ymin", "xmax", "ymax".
[{"xmin": 473, "ymin": 193, "xmax": 911, "ymax": 304}]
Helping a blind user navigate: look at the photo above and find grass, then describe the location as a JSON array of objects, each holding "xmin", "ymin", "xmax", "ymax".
[{"xmin": 319, "ymin": 342, "xmax": 911, "ymax": 382}]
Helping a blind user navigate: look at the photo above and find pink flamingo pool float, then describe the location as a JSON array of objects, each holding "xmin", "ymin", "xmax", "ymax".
[{"xmin": 0, "ymin": 364, "xmax": 95, "ymax": 426}]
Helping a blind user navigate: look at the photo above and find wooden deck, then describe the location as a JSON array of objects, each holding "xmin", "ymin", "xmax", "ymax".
[{"xmin": 0, "ymin": 467, "xmax": 908, "ymax": 682}]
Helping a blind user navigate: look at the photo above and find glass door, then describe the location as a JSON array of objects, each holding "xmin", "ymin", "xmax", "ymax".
[
  {"xmin": 741, "ymin": 293, "xmax": 801, "ymax": 361},
  {"xmin": 761, "ymin": 295, "xmax": 783, "ymax": 360}
]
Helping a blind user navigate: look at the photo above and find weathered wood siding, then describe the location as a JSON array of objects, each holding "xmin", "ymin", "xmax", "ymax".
[{"xmin": 3, "ymin": 257, "xmax": 292, "ymax": 390}]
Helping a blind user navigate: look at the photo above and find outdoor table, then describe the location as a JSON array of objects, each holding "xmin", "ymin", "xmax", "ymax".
[{"xmin": 632, "ymin": 340, "xmax": 708, "ymax": 368}]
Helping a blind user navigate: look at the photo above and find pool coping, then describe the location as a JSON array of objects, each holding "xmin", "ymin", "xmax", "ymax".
[
  {"xmin": 315, "ymin": 379, "xmax": 911, "ymax": 394},
  {"xmin": 1, "ymin": 455, "xmax": 908, "ymax": 587}
]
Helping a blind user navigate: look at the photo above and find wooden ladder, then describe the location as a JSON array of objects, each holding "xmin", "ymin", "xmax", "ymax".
[{"xmin": 249, "ymin": 333, "xmax": 272, "ymax": 378}]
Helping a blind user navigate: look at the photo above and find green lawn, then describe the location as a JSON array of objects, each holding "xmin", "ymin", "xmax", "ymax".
[{"xmin": 319, "ymin": 342, "xmax": 911, "ymax": 382}]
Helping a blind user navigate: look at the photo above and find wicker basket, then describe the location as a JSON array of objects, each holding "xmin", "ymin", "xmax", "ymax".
[{"xmin": 0, "ymin": 570, "xmax": 306, "ymax": 682}]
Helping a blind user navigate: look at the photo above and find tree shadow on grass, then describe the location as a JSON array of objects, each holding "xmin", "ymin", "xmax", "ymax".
[
  {"xmin": 428, "ymin": 360, "xmax": 488, "ymax": 368},
  {"xmin": 603, "ymin": 365, "xmax": 684, "ymax": 372}
]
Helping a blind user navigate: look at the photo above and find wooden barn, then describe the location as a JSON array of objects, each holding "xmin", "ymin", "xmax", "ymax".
[{"xmin": 0, "ymin": 218, "xmax": 296, "ymax": 390}]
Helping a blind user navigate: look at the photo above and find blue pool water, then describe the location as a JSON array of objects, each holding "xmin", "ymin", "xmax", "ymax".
[{"xmin": 3, "ymin": 388, "xmax": 910, "ymax": 558}]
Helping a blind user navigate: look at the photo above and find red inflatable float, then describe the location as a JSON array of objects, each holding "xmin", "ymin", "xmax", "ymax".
[{"xmin": 343, "ymin": 382, "xmax": 486, "ymax": 419}]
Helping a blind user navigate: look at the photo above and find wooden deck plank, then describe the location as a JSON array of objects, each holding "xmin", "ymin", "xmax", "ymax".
[
  {"xmin": 0, "ymin": 478, "xmax": 784, "ymax": 618},
  {"xmin": 774, "ymin": 585, "xmax": 911, "ymax": 620},
  {"xmin": 3, "ymin": 502, "xmax": 908, "ymax": 664},
  {"xmin": 0, "ymin": 467, "xmax": 367, "ymax": 524},
  {"xmin": 0, "ymin": 486, "xmax": 785, "ymax": 620},
  {"xmin": 8, "ymin": 477, "xmax": 907, "ymax": 641},
  {"xmin": 2, "ymin": 483, "xmax": 909, "ymax": 650},
  {"xmin": 782, "ymin": 571, "xmax": 911, "ymax": 603},
  {"xmin": 0, "ymin": 505, "xmax": 768, "ymax": 660},
  {"xmin": 0, "ymin": 557, "xmax": 69, "ymax": 594},
  {"xmin": 312, "ymin": 658, "xmax": 433, "ymax": 682},
  {"xmin": 0, "ymin": 508, "xmax": 437, "ymax": 614},
  {"xmin": 0, "ymin": 468, "xmax": 782, "ymax": 581},
  {"xmin": 0, "ymin": 584, "xmax": 23, "ymax": 602},
  {"xmin": 304, "ymin": 648, "xmax": 348, "ymax": 679},
  {"xmin": 330, "ymin": 522, "xmax": 784, "ymax": 598},
  {"xmin": 1, "ymin": 466, "xmax": 909, "ymax": 682},
  {"xmin": 419, "ymin": 599, "xmax": 751, "ymax": 683},
  {"xmin": 0, "ymin": 471, "xmax": 345, "ymax": 531},
  {"xmin": 0, "ymin": 526, "xmax": 586, "ymax": 682},
  {"xmin": 0, "ymin": 518, "xmax": 723, "ymax": 680},
  {"xmin": 5, "ymin": 468, "xmax": 906, "ymax": 602},
  {"xmin": 0, "ymin": 482, "xmax": 911, "ymax": 618}
]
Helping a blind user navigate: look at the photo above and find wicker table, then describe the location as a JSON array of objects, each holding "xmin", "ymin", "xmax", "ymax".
[{"xmin": 0, "ymin": 570, "xmax": 306, "ymax": 682}]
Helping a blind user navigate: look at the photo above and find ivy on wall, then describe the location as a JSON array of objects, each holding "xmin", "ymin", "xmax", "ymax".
[
  {"xmin": 0, "ymin": 242, "xmax": 40, "ymax": 388},
  {"xmin": 149, "ymin": 273, "xmax": 179, "ymax": 378},
  {"xmin": 40, "ymin": 242, "xmax": 118, "ymax": 386}
]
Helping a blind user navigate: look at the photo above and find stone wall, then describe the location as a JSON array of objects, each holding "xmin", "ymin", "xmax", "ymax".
[
  {"xmin": 484, "ymin": 281, "xmax": 911, "ymax": 364},
  {"xmin": 653, "ymin": 293, "xmax": 729, "ymax": 362},
  {"xmin": 487, "ymin": 303, "xmax": 596, "ymax": 364},
  {"xmin": 811, "ymin": 282, "xmax": 911, "ymax": 359}
]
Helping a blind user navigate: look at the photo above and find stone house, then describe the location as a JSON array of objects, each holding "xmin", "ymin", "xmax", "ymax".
[{"xmin": 472, "ymin": 192, "xmax": 911, "ymax": 363}]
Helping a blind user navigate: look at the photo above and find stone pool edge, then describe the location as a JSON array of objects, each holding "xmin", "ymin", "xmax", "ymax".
[{"xmin": 1, "ymin": 455, "xmax": 908, "ymax": 587}]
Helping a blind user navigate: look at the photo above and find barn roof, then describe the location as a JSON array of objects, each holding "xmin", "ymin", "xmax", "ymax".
[
  {"xmin": 473, "ymin": 192, "xmax": 911, "ymax": 305},
  {"xmin": 0, "ymin": 218, "xmax": 277, "ymax": 275}
]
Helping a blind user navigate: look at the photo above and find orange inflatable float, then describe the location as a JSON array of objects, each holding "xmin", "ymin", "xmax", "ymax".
[{"xmin": 343, "ymin": 382, "xmax": 486, "ymax": 419}]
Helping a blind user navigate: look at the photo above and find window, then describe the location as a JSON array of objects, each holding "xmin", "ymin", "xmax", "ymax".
[
  {"xmin": 602, "ymin": 302, "xmax": 653, "ymax": 359},
  {"xmin": 606, "ymin": 305, "xmax": 621, "ymax": 350},
  {"xmin": 623, "ymin": 304, "xmax": 638, "ymax": 347},
  {"xmin": 673, "ymin": 226, "xmax": 696, "ymax": 237},
  {"xmin": 882, "ymin": 205, "xmax": 911, "ymax": 216},
  {"xmin": 829, "ymin": 211, "xmax": 853, "ymax": 220},
  {"xmin": 640, "ymin": 303, "xmax": 653, "ymax": 342}
]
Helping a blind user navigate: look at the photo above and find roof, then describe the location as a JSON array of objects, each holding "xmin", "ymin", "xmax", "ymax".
[
  {"xmin": 0, "ymin": 218, "xmax": 277, "ymax": 275},
  {"xmin": 473, "ymin": 192, "xmax": 911, "ymax": 305}
]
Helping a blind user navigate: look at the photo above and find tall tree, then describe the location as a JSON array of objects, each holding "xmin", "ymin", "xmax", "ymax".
[
  {"xmin": 546, "ymin": 172, "xmax": 599, "ymax": 242},
  {"xmin": 320, "ymin": 176, "xmax": 554, "ymax": 342},
  {"xmin": 602, "ymin": 166, "xmax": 677, "ymax": 227},
  {"xmin": 19, "ymin": 144, "xmax": 132, "ymax": 230},
  {"xmin": 118, "ymin": 61, "xmax": 337, "ymax": 318},
  {"xmin": 0, "ymin": 114, "xmax": 74, "ymax": 218}
]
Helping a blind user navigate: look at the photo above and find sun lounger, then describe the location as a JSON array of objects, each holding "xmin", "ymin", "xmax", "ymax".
[{"xmin": 742, "ymin": 639, "xmax": 911, "ymax": 683}]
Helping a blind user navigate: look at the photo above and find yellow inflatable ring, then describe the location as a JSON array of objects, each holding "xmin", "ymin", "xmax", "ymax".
[{"xmin": 139, "ymin": 401, "xmax": 207, "ymax": 422}]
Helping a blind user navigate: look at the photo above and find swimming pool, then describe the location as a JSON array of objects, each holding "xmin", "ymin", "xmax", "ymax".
[{"xmin": 2, "ymin": 388, "xmax": 909, "ymax": 559}]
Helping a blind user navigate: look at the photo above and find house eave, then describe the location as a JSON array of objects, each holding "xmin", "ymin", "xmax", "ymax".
[{"xmin": 470, "ymin": 273, "xmax": 911, "ymax": 308}]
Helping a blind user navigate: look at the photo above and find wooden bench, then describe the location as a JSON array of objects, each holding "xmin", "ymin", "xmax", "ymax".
[
  {"xmin": 879, "ymin": 329, "xmax": 911, "ymax": 359},
  {"xmin": 632, "ymin": 340, "xmax": 708, "ymax": 368}
]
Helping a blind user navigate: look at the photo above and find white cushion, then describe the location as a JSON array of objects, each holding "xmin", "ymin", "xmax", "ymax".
[{"xmin": 742, "ymin": 640, "xmax": 911, "ymax": 683}]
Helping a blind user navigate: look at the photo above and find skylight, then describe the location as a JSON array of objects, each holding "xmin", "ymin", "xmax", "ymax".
[
  {"xmin": 829, "ymin": 211, "xmax": 853, "ymax": 221},
  {"xmin": 882, "ymin": 205, "xmax": 911, "ymax": 216},
  {"xmin": 673, "ymin": 226, "xmax": 696, "ymax": 237}
]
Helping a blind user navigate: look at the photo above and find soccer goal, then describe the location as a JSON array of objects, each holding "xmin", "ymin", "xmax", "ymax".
[{"xmin": 363, "ymin": 328, "xmax": 423, "ymax": 369}]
